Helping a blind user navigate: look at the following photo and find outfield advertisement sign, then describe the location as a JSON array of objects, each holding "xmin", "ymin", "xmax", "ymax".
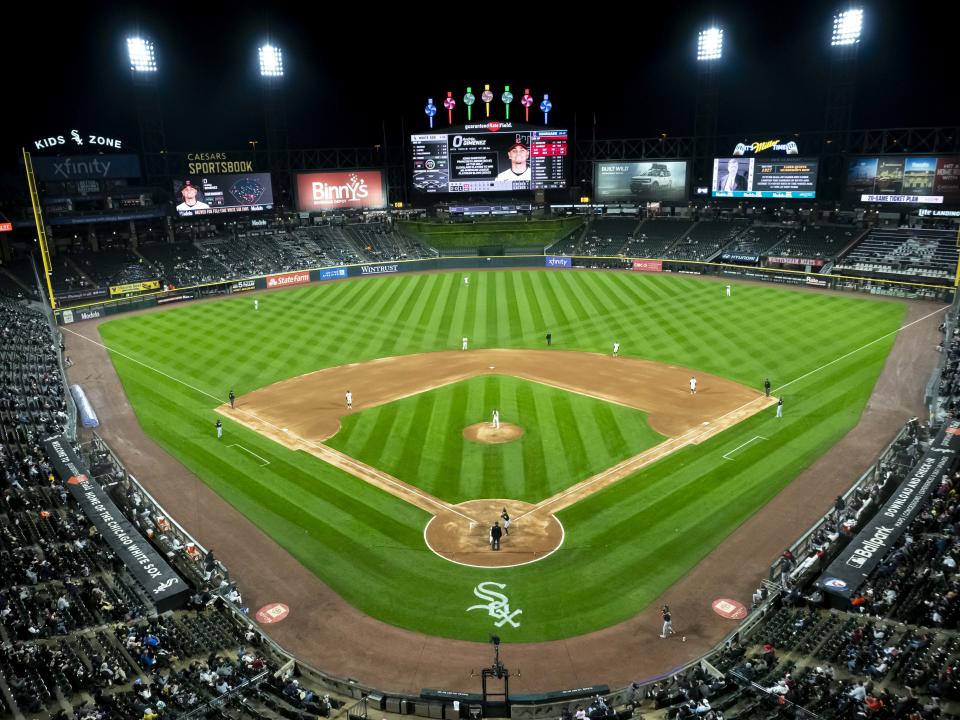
[
  {"xmin": 632, "ymin": 259, "xmax": 663, "ymax": 272},
  {"xmin": 33, "ymin": 154, "xmax": 142, "ymax": 181},
  {"xmin": 230, "ymin": 280, "xmax": 256, "ymax": 293},
  {"xmin": 295, "ymin": 170, "xmax": 387, "ymax": 211},
  {"xmin": 545, "ymin": 256, "xmax": 572, "ymax": 268},
  {"xmin": 817, "ymin": 420, "xmax": 960, "ymax": 604},
  {"xmin": 359, "ymin": 264, "xmax": 400, "ymax": 275},
  {"xmin": 109, "ymin": 280, "xmax": 161, "ymax": 296},
  {"xmin": 266, "ymin": 271, "xmax": 310, "ymax": 289},
  {"xmin": 768, "ymin": 255, "xmax": 825, "ymax": 267},
  {"xmin": 43, "ymin": 436, "xmax": 190, "ymax": 612},
  {"xmin": 318, "ymin": 267, "xmax": 348, "ymax": 281},
  {"xmin": 62, "ymin": 308, "xmax": 103, "ymax": 324}
]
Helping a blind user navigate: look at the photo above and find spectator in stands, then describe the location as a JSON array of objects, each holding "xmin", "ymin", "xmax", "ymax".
[
  {"xmin": 176, "ymin": 180, "xmax": 210, "ymax": 212},
  {"xmin": 496, "ymin": 140, "xmax": 531, "ymax": 183}
]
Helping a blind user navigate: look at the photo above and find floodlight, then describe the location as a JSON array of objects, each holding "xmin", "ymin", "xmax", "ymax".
[
  {"xmin": 697, "ymin": 27, "xmax": 723, "ymax": 61},
  {"xmin": 831, "ymin": 8, "xmax": 863, "ymax": 46},
  {"xmin": 127, "ymin": 37, "xmax": 157, "ymax": 73},
  {"xmin": 259, "ymin": 44, "xmax": 284, "ymax": 77}
]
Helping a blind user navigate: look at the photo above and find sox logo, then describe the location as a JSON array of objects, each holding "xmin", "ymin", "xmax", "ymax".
[
  {"xmin": 467, "ymin": 582, "xmax": 522, "ymax": 628},
  {"xmin": 152, "ymin": 578, "xmax": 179, "ymax": 595}
]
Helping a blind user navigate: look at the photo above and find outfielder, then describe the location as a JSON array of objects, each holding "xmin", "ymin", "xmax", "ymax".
[
  {"xmin": 254, "ymin": 298, "xmax": 259, "ymax": 310},
  {"xmin": 462, "ymin": 336, "xmax": 469, "ymax": 351},
  {"xmin": 725, "ymin": 285, "xmax": 731, "ymax": 297},
  {"xmin": 216, "ymin": 419, "xmax": 223, "ymax": 439},
  {"xmin": 613, "ymin": 341, "xmax": 620, "ymax": 357}
]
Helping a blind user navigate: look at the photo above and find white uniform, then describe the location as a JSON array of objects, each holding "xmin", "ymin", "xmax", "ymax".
[
  {"xmin": 690, "ymin": 377, "xmax": 697, "ymax": 394},
  {"xmin": 613, "ymin": 342, "xmax": 620, "ymax": 356},
  {"xmin": 346, "ymin": 391, "xmax": 353, "ymax": 409},
  {"xmin": 254, "ymin": 299, "xmax": 259, "ymax": 310},
  {"xmin": 462, "ymin": 337, "xmax": 468, "ymax": 351},
  {"xmin": 464, "ymin": 277, "xmax": 469, "ymax": 285},
  {"xmin": 725, "ymin": 285, "xmax": 731, "ymax": 297},
  {"xmin": 492, "ymin": 410, "xmax": 500, "ymax": 429}
]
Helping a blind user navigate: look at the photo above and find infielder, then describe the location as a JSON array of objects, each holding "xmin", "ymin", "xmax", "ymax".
[
  {"xmin": 346, "ymin": 390, "xmax": 353, "ymax": 409},
  {"xmin": 462, "ymin": 336, "xmax": 469, "ymax": 351},
  {"xmin": 689, "ymin": 376, "xmax": 697, "ymax": 395},
  {"xmin": 492, "ymin": 409, "xmax": 500, "ymax": 430},
  {"xmin": 660, "ymin": 605, "xmax": 676, "ymax": 638},
  {"xmin": 613, "ymin": 341, "xmax": 620, "ymax": 357}
]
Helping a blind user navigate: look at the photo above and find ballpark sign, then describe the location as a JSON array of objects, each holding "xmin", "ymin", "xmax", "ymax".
[
  {"xmin": 360, "ymin": 264, "xmax": 399, "ymax": 275},
  {"xmin": 545, "ymin": 256, "xmax": 572, "ymax": 268},
  {"xmin": 267, "ymin": 271, "xmax": 310, "ymax": 288},
  {"xmin": 33, "ymin": 130, "xmax": 124, "ymax": 150}
]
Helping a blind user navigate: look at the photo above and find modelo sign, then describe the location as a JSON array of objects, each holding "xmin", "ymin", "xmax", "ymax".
[
  {"xmin": 296, "ymin": 170, "xmax": 387, "ymax": 211},
  {"xmin": 267, "ymin": 271, "xmax": 310, "ymax": 289}
]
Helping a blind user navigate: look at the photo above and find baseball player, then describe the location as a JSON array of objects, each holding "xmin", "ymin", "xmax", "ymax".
[
  {"xmin": 254, "ymin": 298, "xmax": 259, "ymax": 310},
  {"xmin": 764, "ymin": 378, "xmax": 772, "ymax": 397},
  {"xmin": 725, "ymin": 284, "xmax": 731, "ymax": 297},
  {"xmin": 660, "ymin": 605, "xmax": 676, "ymax": 638},
  {"xmin": 501, "ymin": 507, "xmax": 510, "ymax": 535},
  {"xmin": 462, "ymin": 336, "xmax": 469, "ymax": 351},
  {"xmin": 216, "ymin": 419, "xmax": 223, "ymax": 439},
  {"xmin": 689, "ymin": 376, "xmax": 697, "ymax": 395},
  {"xmin": 613, "ymin": 341, "xmax": 620, "ymax": 357},
  {"xmin": 492, "ymin": 409, "xmax": 500, "ymax": 430},
  {"xmin": 346, "ymin": 390, "xmax": 353, "ymax": 410},
  {"xmin": 776, "ymin": 397, "xmax": 783, "ymax": 418},
  {"xmin": 228, "ymin": 390, "xmax": 236, "ymax": 409},
  {"xmin": 464, "ymin": 276, "xmax": 469, "ymax": 286}
]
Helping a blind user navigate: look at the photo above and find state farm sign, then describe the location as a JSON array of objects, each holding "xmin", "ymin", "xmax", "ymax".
[{"xmin": 266, "ymin": 271, "xmax": 310, "ymax": 289}]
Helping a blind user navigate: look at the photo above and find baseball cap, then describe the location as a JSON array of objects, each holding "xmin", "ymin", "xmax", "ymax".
[{"xmin": 508, "ymin": 140, "xmax": 528, "ymax": 151}]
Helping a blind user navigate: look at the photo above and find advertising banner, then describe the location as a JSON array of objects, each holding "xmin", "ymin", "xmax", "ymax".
[
  {"xmin": 359, "ymin": 264, "xmax": 400, "ymax": 275},
  {"xmin": 33, "ymin": 154, "xmax": 142, "ymax": 181},
  {"xmin": 43, "ymin": 436, "xmax": 190, "ymax": 612},
  {"xmin": 767, "ymin": 256, "xmax": 825, "ymax": 267},
  {"xmin": 295, "ymin": 171, "xmax": 387, "ymax": 211},
  {"xmin": 632, "ymin": 259, "xmax": 663, "ymax": 272},
  {"xmin": 545, "ymin": 256, "xmax": 573, "ymax": 268},
  {"xmin": 817, "ymin": 420, "xmax": 960, "ymax": 602},
  {"xmin": 109, "ymin": 280, "xmax": 160, "ymax": 297},
  {"xmin": 318, "ymin": 267, "xmax": 348, "ymax": 281},
  {"xmin": 173, "ymin": 173, "xmax": 274, "ymax": 217},
  {"xmin": 266, "ymin": 271, "xmax": 310, "ymax": 289},
  {"xmin": 594, "ymin": 161, "xmax": 688, "ymax": 202}
]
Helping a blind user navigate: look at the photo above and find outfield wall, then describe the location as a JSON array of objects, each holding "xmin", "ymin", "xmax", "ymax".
[{"xmin": 54, "ymin": 254, "xmax": 954, "ymax": 324}]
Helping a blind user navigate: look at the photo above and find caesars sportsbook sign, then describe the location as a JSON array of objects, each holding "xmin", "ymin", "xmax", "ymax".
[{"xmin": 295, "ymin": 170, "xmax": 387, "ymax": 211}]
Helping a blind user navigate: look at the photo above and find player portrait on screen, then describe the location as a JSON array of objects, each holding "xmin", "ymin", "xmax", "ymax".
[
  {"xmin": 176, "ymin": 180, "xmax": 210, "ymax": 211},
  {"xmin": 496, "ymin": 138, "xmax": 531, "ymax": 183},
  {"xmin": 717, "ymin": 158, "xmax": 747, "ymax": 192}
]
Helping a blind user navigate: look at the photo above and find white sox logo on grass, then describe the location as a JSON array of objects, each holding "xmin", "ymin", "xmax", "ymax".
[{"xmin": 468, "ymin": 582, "xmax": 522, "ymax": 628}]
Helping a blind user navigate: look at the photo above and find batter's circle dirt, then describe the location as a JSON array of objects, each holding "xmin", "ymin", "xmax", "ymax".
[
  {"xmin": 463, "ymin": 422, "xmax": 524, "ymax": 444},
  {"xmin": 424, "ymin": 499, "xmax": 563, "ymax": 567}
]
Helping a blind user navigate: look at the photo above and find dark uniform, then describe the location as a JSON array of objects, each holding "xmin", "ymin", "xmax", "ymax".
[
  {"xmin": 763, "ymin": 378, "xmax": 771, "ymax": 397},
  {"xmin": 490, "ymin": 522, "xmax": 503, "ymax": 550},
  {"xmin": 546, "ymin": 332, "xmax": 552, "ymax": 347},
  {"xmin": 229, "ymin": 390, "xmax": 236, "ymax": 409}
]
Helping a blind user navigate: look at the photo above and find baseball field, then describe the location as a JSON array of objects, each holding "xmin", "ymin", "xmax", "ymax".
[{"xmin": 95, "ymin": 269, "xmax": 906, "ymax": 642}]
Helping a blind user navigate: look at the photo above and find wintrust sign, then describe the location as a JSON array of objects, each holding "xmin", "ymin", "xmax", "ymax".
[{"xmin": 296, "ymin": 171, "xmax": 387, "ymax": 211}]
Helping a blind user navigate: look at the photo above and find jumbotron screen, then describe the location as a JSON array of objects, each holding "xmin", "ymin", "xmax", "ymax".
[
  {"xmin": 595, "ymin": 161, "xmax": 688, "ymax": 202},
  {"xmin": 711, "ymin": 157, "xmax": 819, "ymax": 199},
  {"xmin": 846, "ymin": 156, "xmax": 960, "ymax": 205},
  {"xmin": 173, "ymin": 173, "xmax": 274, "ymax": 217},
  {"xmin": 411, "ymin": 125, "xmax": 568, "ymax": 193}
]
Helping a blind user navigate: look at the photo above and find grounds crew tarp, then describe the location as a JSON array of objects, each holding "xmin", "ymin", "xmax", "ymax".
[
  {"xmin": 44, "ymin": 435, "xmax": 190, "ymax": 612},
  {"xmin": 817, "ymin": 419, "xmax": 960, "ymax": 604}
]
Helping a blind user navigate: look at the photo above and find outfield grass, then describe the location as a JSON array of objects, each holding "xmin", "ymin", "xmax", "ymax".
[
  {"xmin": 326, "ymin": 375, "xmax": 665, "ymax": 504},
  {"xmin": 399, "ymin": 217, "xmax": 583, "ymax": 248},
  {"xmin": 98, "ymin": 270, "xmax": 907, "ymax": 641}
]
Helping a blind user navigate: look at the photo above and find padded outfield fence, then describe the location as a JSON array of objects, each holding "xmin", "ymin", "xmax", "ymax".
[{"xmin": 52, "ymin": 253, "xmax": 955, "ymax": 323}]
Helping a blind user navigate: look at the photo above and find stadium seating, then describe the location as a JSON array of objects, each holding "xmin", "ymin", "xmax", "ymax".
[
  {"xmin": 665, "ymin": 220, "xmax": 749, "ymax": 262},
  {"xmin": 765, "ymin": 225, "xmax": 861, "ymax": 263},
  {"xmin": 834, "ymin": 228, "xmax": 958, "ymax": 283}
]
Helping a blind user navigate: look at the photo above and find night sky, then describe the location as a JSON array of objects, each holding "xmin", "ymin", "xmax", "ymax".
[{"xmin": 3, "ymin": 0, "xmax": 956, "ymax": 174}]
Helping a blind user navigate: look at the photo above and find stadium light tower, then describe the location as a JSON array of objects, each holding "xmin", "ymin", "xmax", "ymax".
[
  {"xmin": 823, "ymin": 7, "xmax": 864, "ymax": 197},
  {"xmin": 259, "ymin": 42, "xmax": 289, "ymax": 207},
  {"xmin": 697, "ymin": 27, "xmax": 723, "ymax": 61},
  {"xmin": 259, "ymin": 44, "xmax": 284, "ymax": 78},
  {"xmin": 126, "ymin": 34, "xmax": 168, "ymax": 189},
  {"xmin": 127, "ymin": 37, "xmax": 157, "ymax": 73},
  {"xmin": 831, "ymin": 8, "xmax": 863, "ymax": 46},
  {"xmin": 693, "ymin": 25, "xmax": 723, "ymax": 188}
]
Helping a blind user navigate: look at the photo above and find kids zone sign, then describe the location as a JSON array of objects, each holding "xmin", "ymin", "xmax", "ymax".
[{"xmin": 295, "ymin": 171, "xmax": 387, "ymax": 211}]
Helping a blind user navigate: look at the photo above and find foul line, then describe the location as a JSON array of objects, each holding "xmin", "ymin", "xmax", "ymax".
[
  {"xmin": 722, "ymin": 436, "xmax": 767, "ymax": 460},
  {"xmin": 773, "ymin": 305, "xmax": 945, "ymax": 394},
  {"xmin": 229, "ymin": 444, "xmax": 270, "ymax": 466},
  {"xmin": 63, "ymin": 327, "xmax": 480, "ymax": 525}
]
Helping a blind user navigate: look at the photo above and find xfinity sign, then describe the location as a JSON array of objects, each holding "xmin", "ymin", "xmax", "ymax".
[{"xmin": 32, "ymin": 155, "xmax": 141, "ymax": 181}]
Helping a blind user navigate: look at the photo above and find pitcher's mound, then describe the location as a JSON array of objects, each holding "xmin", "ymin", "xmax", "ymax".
[{"xmin": 463, "ymin": 422, "xmax": 524, "ymax": 444}]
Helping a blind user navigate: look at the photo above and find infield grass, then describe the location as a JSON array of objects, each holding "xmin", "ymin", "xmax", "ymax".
[{"xmin": 97, "ymin": 270, "xmax": 908, "ymax": 641}]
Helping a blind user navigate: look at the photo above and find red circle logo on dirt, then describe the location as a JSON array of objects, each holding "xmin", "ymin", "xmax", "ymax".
[
  {"xmin": 255, "ymin": 603, "xmax": 290, "ymax": 624},
  {"xmin": 712, "ymin": 598, "xmax": 748, "ymax": 620}
]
